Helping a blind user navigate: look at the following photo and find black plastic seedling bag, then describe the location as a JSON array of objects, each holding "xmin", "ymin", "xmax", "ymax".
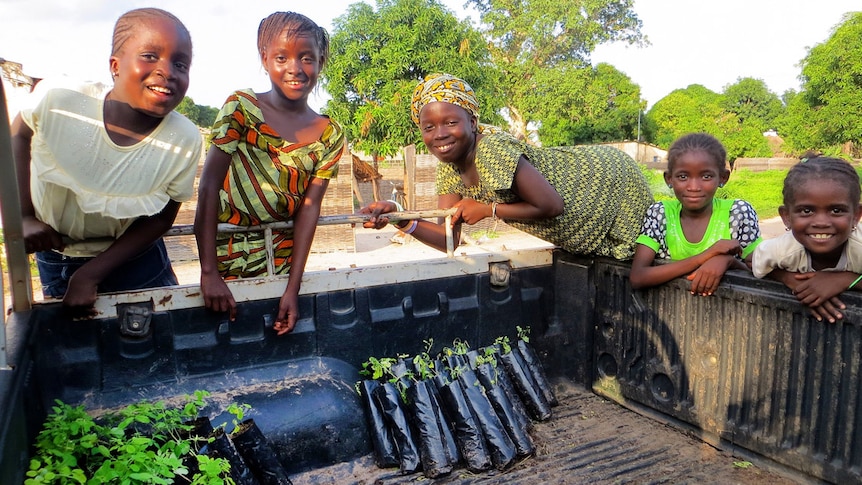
[
  {"xmin": 500, "ymin": 349, "xmax": 552, "ymax": 421},
  {"xmin": 517, "ymin": 340, "xmax": 558, "ymax": 407},
  {"xmin": 458, "ymin": 368, "xmax": 517, "ymax": 470},
  {"xmin": 446, "ymin": 354, "xmax": 468, "ymax": 375},
  {"xmin": 434, "ymin": 374, "xmax": 492, "ymax": 473},
  {"xmin": 427, "ymin": 379, "xmax": 461, "ymax": 467},
  {"xmin": 475, "ymin": 362, "xmax": 535, "ymax": 457},
  {"xmin": 358, "ymin": 380, "xmax": 400, "ymax": 468},
  {"xmin": 181, "ymin": 416, "xmax": 215, "ymax": 444},
  {"xmin": 406, "ymin": 380, "xmax": 454, "ymax": 478},
  {"xmin": 231, "ymin": 419, "xmax": 293, "ymax": 485},
  {"xmin": 487, "ymin": 345, "xmax": 532, "ymax": 432},
  {"xmin": 200, "ymin": 427, "xmax": 260, "ymax": 485},
  {"xmin": 373, "ymin": 381, "xmax": 421, "ymax": 474}
]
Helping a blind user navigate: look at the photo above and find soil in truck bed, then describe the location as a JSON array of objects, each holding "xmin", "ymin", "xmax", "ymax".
[{"xmin": 292, "ymin": 383, "xmax": 808, "ymax": 485}]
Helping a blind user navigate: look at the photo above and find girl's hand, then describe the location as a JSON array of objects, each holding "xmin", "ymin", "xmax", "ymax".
[
  {"xmin": 707, "ymin": 239, "xmax": 741, "ymax": 258},
  {"xmin": 686, "ymin": 255, "xmax": 732, "ymax": 296},
  {"xmin": 358, "ymin": 201, "xmax": 398, "ymax": 229},
  {"xmin": 452, "ymin": 198, "xmax": 490, "ymax": 225},
  {"xmin": 275, "ymin": 290, "xmax": 299, "ymax": 336},
  {"xmin": 63, "ymin": 270, "xmax": 99, "ymax": 319},
  {"xmin": 792, "ymin": 272, "xmax": 847, "ymax": 319},
  {"xmin": 807, "ymin": 298, "xmax": 846, "ymax": 323},
  {"xmin": 22, "ymin": 216, "xmax": 64, "ymax": 253},
  {"xmin": 200, "ymin": 272, "xmax": 237, "ymax": 321}
]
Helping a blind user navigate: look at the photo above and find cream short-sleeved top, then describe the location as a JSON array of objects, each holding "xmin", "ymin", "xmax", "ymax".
[
  {"xmin": 752, "ymin": 223, "xmax": 862, "ymax": 278},
  {"xmin": 21, "ymin": 81, "xmax": 202, "ymax": 256}
]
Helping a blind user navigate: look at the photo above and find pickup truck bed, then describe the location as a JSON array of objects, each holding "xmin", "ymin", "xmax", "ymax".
[
  {"xmin": 0, "ymin": 237, "xmax": 855, "ymax": 484},
  {"xmin": 294, "ymin": 382, "xmax": 803, "ymax": 484}
]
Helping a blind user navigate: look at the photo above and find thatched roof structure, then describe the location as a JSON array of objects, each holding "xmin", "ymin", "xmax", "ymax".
[{"xmin": 351, "ymin": 153, "xmax": 382, "ymax": 183}]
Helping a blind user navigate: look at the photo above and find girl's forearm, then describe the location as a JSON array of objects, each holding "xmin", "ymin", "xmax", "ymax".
[
  {"xmin": 284, "ymin": 180, "xmax": 328, "ymax": 294},
  {"xmin": 82, "ymin": 200, "xmax": 180, "ymax": 282}
]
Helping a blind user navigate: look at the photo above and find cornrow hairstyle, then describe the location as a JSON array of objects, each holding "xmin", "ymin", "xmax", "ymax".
[
  {"xmin": 257, "ymin": 12, "xmax": 330, "ymax": 69},
  {"xmin": 112, "ymin": 8, "xmax": 191, "ymax": 56},
  {"xmin": 666, "ymin": 132, "xmax": 728, "ymax": 173},
  {"xmin": 783, "ymin": 157, "xmax": 861, "ymax": 207}
]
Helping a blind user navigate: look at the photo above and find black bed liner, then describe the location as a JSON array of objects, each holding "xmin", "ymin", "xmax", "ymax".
[{"xmin": 293, "ymin": 382, "xmax": 808, "ymax": 485}]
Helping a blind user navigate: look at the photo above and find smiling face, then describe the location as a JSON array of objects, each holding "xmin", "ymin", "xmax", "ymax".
[
  {"xmin": 261, "ymin": 32, "xmax": 321, "ymax": 103},
  {"xmin": 664, "ymin": 149, "xmax": 729, "ymax": 214},
  {"xmin": 109, "ymin": 16, "xmax": 191, "ymax": 118},
  {"xmin": 780, "ymin": 178, "xmax": 862, "ymax": 268},
  {"xmin": 418, "ymin": 101, "xmax": 478, "ymax": 165}
]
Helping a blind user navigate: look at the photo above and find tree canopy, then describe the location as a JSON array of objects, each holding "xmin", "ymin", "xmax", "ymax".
[
  {"xmin": 646, "ymin": 84, "xmax": 771, "ymax": 160},
  {"xmin": 720, "ymin": 77, "xmax": 783, "ymax": 133},
  {"xmin": 323, "ymin": 0, "xmax": 504, "ymax": 157},
  {"xmin": 532, "ymin": 63, "xmax": 645, "ymax": 146},
  {"xmin": 465, "ymin": 0, "xmax": 645, "ymax": 139},
  {"xmin": 779, "ymin": 12, "xmax": 862, "ymax": 156},
  {"xmin": 175, "ymin": 97, "xmax": 217, "ymax": 129}
]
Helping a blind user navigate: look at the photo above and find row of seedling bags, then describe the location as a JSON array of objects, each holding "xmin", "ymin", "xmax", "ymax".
[{"xmin": 356, "ymin": 328, "xmax": 558, "ymax": 478}]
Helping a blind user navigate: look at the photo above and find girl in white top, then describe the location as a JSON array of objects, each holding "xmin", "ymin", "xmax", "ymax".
[
  {"xmin": 753, "ymin": 157, "xmax": 862, "ymax": 323},
  {"xmin": 11, "ymin": 8, "xmax": 201, "ymax": 317}
]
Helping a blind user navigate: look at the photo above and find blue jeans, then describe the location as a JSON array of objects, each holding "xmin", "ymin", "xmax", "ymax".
[{"xmin": 36, "ymin": 239, "xmax": 178, "ymax": 299}]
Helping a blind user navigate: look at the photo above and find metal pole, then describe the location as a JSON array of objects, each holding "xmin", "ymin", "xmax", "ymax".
[
  {"xmin": 63, "ymin": 209, "xmax": 458, "ymax": 242},
  {"xmin": 0, "ymin": 82, "xmax": 32, "ymax": 313},
  {"xmin": 0, "ymin": 80, "xmax": 32, "ymax": 368}
]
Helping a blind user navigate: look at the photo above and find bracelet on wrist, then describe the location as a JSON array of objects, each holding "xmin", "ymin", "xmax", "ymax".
[
  {"xmin": 491, "ymin": 202, "xmax": 498, "ymax": 221},
  {"xmin": 403, "ymin": 220, "xmax": 419, "ymax": 234},
  {"xmin": 849, "ymin": 274, "xmax": 862, "ymax": 290}
]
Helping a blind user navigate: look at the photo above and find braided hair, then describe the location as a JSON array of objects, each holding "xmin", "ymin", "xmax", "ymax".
[
  {"xmin": 257, "ymin": 12, "xmax": 329, "ymax": 69},
  {"xmin": 783, "ymin": 157, "xmax": 861, "ymax": 207},
  {"xmin": 666, "ymin": 133, "xmax": 728, "ymax": 173},
  {"xmin": 111, "ymin": 8, "xmax": 190, "ymax": 56}
]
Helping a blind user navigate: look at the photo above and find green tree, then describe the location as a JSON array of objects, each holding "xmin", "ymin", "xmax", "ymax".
[
  {"xmin": 174, "ymin": 96, "xmax": 218, "ymax": 129},
  {"xmin": 721, "ymin": 77, "xmax": 784, "ymax": 133},
  {"xmin": 789, "ymin": 12, "xmax": 862, "ymax": 155},
  {"xmin": 466, "ymin": 0, "xmax": 645, "ymax": 139},
  {"xmin": 196, "ymin": 105, "xmax": 218, "ymax": 129},
  {"xmin": 776, "ymin": 89, "xmax": 818, "ymax": 155},
  {"xmin": 175, "ymin": 96, "xmax": 200, "ymax": 124},
  {"xmin": 323, "ymin": 0, "xmax": 504, "ymax": 157},
  {"xmin": 532, "ymin": 63, "xmax": 645, "ymax": 146},
  {"xmin": 647, "ymin": 85, "xmax": 724, "ymax": 147},
  {"xmin": 647, "ymin": 84, "xmax": 771, "ymax": 161}
]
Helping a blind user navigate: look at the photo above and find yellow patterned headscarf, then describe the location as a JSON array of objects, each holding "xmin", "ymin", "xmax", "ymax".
[{"xmin": 410, "ymin": 73, "xmax": 479, "ymax": 125}]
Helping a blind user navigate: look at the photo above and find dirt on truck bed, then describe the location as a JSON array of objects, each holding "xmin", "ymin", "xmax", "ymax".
[{"xmin": 292, "ymin": 383, "xmax": 807, "ymax": 485}]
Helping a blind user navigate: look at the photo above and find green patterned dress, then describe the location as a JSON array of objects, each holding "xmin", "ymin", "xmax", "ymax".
[
  {"xmin": 209, "ymin": 89, "xmax": 346, "ymax": 278},
  {"xmin": 436, "ymin": 132, "xmax": 652, "ymax": 259}
]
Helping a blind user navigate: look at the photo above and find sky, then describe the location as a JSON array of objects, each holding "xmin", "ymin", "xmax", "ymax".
[{"xmin": 1, "ymin": 0, "xmax": 860, "ymax": 117}]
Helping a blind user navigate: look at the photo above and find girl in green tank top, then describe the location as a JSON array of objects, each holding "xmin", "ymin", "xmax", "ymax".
[{"xmin": 629, "ymin": 133, "xmax": 762, "ymax": 295}]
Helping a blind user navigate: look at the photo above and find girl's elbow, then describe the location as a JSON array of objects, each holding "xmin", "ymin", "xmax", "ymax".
[{"xmin": 628, "ymin": 274, "xmax": 646, "ymax": 290}]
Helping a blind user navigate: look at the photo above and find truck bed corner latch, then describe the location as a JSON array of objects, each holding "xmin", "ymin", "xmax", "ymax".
[{"xmin": 118, "ymin": 303, "xmax": 154, "ymax": 338}]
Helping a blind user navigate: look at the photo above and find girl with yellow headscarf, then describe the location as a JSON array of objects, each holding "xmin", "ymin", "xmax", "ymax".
[{"xmin": 360, "ymin": 73, "xmax": 652, "ymax": 259}]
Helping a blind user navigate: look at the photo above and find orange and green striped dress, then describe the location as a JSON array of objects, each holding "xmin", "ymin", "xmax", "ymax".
[{"xmin": 210, "ymin": 89, "xmax": 345, "ymax": 279}]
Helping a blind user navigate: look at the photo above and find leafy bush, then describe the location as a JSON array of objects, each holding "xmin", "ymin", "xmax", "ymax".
[{"xmin": 25, "ymin": 391, "xmax": 234, "ymax": 485}]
